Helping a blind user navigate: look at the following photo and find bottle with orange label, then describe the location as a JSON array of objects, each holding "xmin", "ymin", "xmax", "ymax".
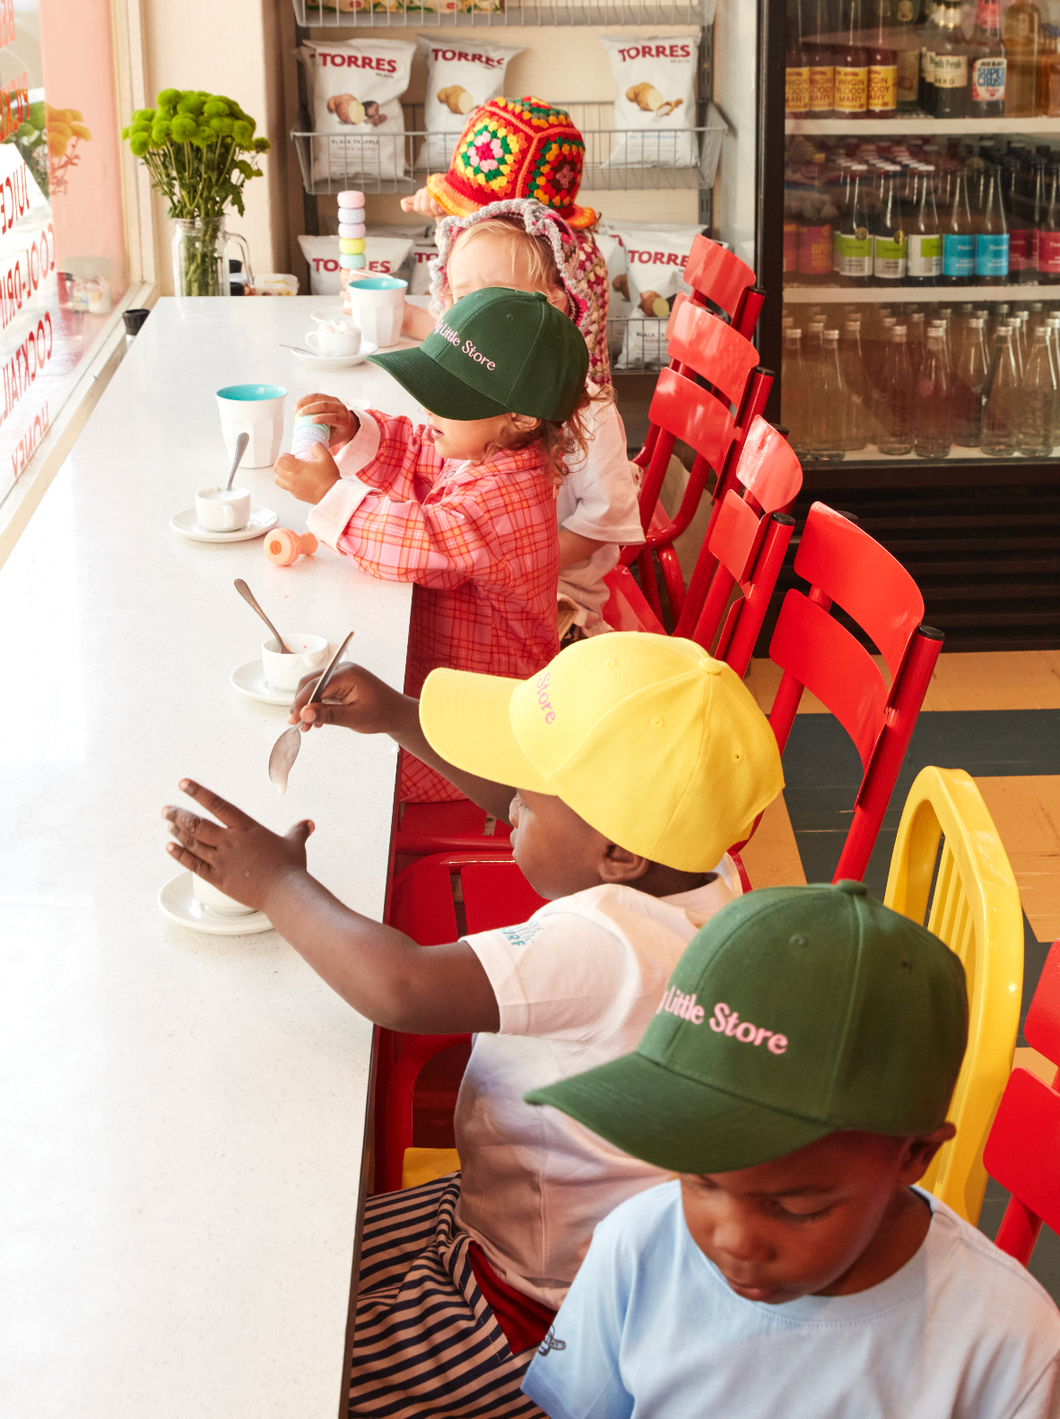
[
  {"xmin": 834, "ymin": 0, "xmax": 870, "ymax": 118},
  {"xmin": 805, "ymin": 0, "xmax": 836, "ymax": 117},
  {"xmin": 866, "ymin": 0, "xmax": 898, "ymax": 117},
  {"xmin": 786, "ymin": 0, "xmax": 812, "ymax": 116}
]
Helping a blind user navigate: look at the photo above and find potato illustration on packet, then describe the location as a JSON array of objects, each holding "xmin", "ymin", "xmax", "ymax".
[
  {"xmin": 437, "ymin": 84, "xmax": 475, "ymax": 115},
  {"xmin": 327, "ymin": 93, "xmax": 387, "ymax": 126},
  {"xmin": 638, "ymin": 290, "xmax": 670, "ymax": 318},
  {"xmin": 625, "ymin": 83, "xmax": 684, "ymax": 119}
]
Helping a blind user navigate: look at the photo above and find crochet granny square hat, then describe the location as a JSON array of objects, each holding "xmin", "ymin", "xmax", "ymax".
[{"xmin": 425, "ymin": 96, "xmax": 596, "ymax": 229}]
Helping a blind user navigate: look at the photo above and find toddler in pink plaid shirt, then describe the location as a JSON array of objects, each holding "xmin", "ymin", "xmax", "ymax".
[{"xmin": 274, "ymin": 286, "xmax": 596, "ymax": 802}]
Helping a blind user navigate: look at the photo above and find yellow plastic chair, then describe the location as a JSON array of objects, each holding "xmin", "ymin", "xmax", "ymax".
[{"xmin": 884, "ymin": 766, "xmax": 1024, "ymax": 1224}]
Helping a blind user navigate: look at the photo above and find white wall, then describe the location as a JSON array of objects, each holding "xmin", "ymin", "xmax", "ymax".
[
  {"xmin": 712, "ymin": 0, "xmax": 757, "ymax": 267},
  {"xmin": 140, "ymin": 0, "xmax": 287, "ymax": 293}
]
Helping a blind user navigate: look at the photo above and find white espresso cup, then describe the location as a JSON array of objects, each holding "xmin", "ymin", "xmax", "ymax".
[
  {"xmin": 216, "ymin": 383, "xmax": 287, "ymax": 469},
  {"xmin": 261, "ymin": 633, "xmax": 329, "ymax": 692},
  {"xmin": 345, "ymin": 276, "xmax": 408, "ymax": 349},
  {"xmin": 193, "ymin": 875, "xmax": 256, "ymax": 917},
  {"xmin": 196, "ymin": 485, "xmax": 252, "ymax": 532},
  {"xmin": 308, "ymin": 321, "xmax": 362, "ymax": 357}
]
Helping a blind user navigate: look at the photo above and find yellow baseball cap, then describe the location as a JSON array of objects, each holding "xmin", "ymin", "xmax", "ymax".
[{"xmin": 419, "ymin": 634, "xmax": 784, "ymax": 873}]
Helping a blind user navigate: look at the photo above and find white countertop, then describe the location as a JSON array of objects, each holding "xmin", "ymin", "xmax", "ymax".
[{"xmin": 0, "ymin": 298, "xmax": 424, "ymax": 1419}]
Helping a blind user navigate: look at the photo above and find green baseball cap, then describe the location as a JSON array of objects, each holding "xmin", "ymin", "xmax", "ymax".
[
  {"xmin": 369, "ymin": 286, "xmax": 589, "ymax": 423},
  {"xmin": 526, "ymin": 882, "xmax": 969, "ymax": 1174}
]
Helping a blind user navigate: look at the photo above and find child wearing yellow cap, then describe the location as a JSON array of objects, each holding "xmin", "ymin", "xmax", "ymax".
[{"xmin": 161, "ymin": 633, "xmax": 784, "ymax": 1419}]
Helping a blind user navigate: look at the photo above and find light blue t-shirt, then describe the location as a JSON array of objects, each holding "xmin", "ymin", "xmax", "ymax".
[{"xmin": 523, "ymin": 1180, "xmax": 1060, "ymax": 1419}]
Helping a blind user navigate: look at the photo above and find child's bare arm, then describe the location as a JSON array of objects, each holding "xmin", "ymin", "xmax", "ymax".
[
  {"xmin": 559, "ymin": 528, "xmax": 607, "ymax": 569},
  {"xmin": 287, "ymin": 663, "xmax": 516, "ymax": 824},
  {"xmin": 401, "ymin": 301, "xmax": 439, "ymax": 342},
  {"xmin": 162, "ymin": 781, "xmax": 501, "ymax": 1034},
  {"xmin": 294, "ymin": 392, "xmax": 358, "ymax": 449},
  {"xmin": 400, "ymin": 187, "xmax": 447, "ymax": 217}
]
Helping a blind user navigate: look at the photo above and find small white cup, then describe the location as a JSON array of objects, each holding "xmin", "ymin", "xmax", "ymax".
[
  {"xmin": 261, "ymin": 633, "xmax": 329, "ymax": 692},
  {"xmin": 216, "ymin": 383, "xmax": 287, "ymax": 469},
  {"xmin": 307, "ymin": 323, "xmax": 362, "ymax": 358},
  {"xmin": 193, "ymin": 875, "xmax": 256, "ymax": 917},
  {"xmin": 345, "ymin": 276, "xmax": 408, "ymax": 349},
  {"xmin": 196, "ymin": 485, "xmax": 252, "ymax": 533}
]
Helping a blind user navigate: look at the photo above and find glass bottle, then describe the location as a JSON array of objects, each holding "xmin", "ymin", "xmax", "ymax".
[
  {"xmin": 907, "ymin": 164, "xmax": 941, "ymax": 284},
  {"xmin": 835, "ymin": 0, "xmax": 870, "ymax": 117},
  {"xmin": 1042, "ymin": 27, "xmax": 1060, "ymax": 113},
  {"xmin": 878, "ymin": 323, "xmax": 915, "ymax": 455},
  {"xmin": 1039, "ymin": 163, "xmax": 1060, "ymax": 283},
  {"xmin": 866, "ymin": 0, "xmax": 899, "ymax": 116},
  {"xmin": 1021, "ymin": 159, "xmax": 1045, "ymax": 282},
  {"xmin": 798, "ymin": 152, "xmax": 839, "ymax": 284},
  {"xmin": 975, "ymin": 162, "xmax": 1010, "ymax": 285},
  {"xmin": 873, "ymin": 167, "xmax": 909, "ymax": 282},
  {"xmin": 942, "ymin": 165, "xmax": 975, "ymax": 284},
  {"xmin": 908, "ymin": 309, "xmax": 927, "ymax": 379},
  {"xmin": 969, "ymin": 0, "xmax": 1007, "ymax": 117},
  {"xmin": 920, "ymin": 1, "xmax": 944, "ymax": 116},
  {"xmin": 1017, "ymin": 324, "xmax": 1057, "ymax": 456},
  {"xmin": 813, "ymin": 329, "xmax": 848, "ymax": 460},
  {"xmin": 1003, "ymin": 0, "xmax": 1041, "ymax": 116},
  {"xmin": 840, "ymin": 318, "xmax": 873, "ymax": 449},
  {"xmin": 895, "ymin": 0, "xmax": 922, "ymax": 110},
  {"xmin": 787, "ymin": 0, "xmax": 812, "ymax": 116},
  {"xmin": 981, "ymin": 326, "xmax": 1020, "ymax": 454},
  {"xmin": 953, "ymin": 314, "xmax": 989, "ymax": 446},
  {"xmin": 782, "ymin": 327, "xmax": 813, "ymax": 458},
  {"xmin": 914, "ymin": 327, "xmax": 953, "ymax": 457},
  {"xmin": 932, "ymin": 0, "xmax": 970, "ymax": 116},
  {"xmin": 836, "ymin": 163, "xmax": 874, "ymax": 285},
  {"xmin": 806, "ymin": 0, "xmax": 837, "ymax": 116}
]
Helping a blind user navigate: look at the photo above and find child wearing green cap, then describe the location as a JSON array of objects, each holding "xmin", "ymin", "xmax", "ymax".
[
  {"xmin": 521, "ymin": 884, "xmax": 1060, "ymax": 1419},
  {"xmin": 274, "ymin": 285, "xmax": 597, "ymax": 804},
  {"xmin": 161, "ymin": 633, "xmax": 784, "ymax": 1419}
]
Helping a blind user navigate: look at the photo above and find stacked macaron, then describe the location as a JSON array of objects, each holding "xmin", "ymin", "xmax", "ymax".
[{"xmin": 338, "ymin": 190, "xmax": 367, "ymax": 271}]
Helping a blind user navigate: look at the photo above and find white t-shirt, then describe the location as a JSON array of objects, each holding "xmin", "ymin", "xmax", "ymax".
[
  {"xmin": 524, "ymin": 1181, "xmax": 1060, "ymax": 1419},
  {"xmin": 456, "ymin": 864, "xmax": 740, "ymax": 1309},
  {"xmin": 557, "ymin": 390, "xmax": 643, "ymax": 624}
]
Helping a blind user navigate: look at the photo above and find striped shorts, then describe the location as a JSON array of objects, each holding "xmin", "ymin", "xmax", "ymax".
[{"xmin": 349, "ymin": 1173, "xmax": 547, "ymax": 1418}]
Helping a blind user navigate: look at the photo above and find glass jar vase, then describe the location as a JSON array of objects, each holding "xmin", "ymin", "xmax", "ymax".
[{"xmin": 172, "ymin": 217, "xmax": 229, "ymax": 297}]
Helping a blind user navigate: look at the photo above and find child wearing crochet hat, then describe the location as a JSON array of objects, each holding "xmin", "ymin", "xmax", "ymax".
[
  {"xmin": 161, "ymin": 633, "xmax": 784, "ymax": 1419},
  {"xmin": 521, "ymin": 885, "xmax": 1060, "ymax": 1419},
  {"xmin": 395, "ymin": 100, "xmax": 642, "ymax": 639}
]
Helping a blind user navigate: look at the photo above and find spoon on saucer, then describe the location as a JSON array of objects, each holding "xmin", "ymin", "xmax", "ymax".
[
  {"xmin": 269, "ymin": 632, "xmax": 354, "ymax": 794},
  {"xmin": 226, "ymin": 431, "xmax": 250, "ymax": 491},
  {"xmin": 234, "ymin": 578, "xmax": 292, "ymax": 654},
  {"xmin": 279, "ymin": 343, "xmax": 319, "ymax": 357}
]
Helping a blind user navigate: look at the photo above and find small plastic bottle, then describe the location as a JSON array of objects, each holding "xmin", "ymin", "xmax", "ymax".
[{"xmin": 291, "ymin": 415, "xmax": 331, "ymax": 460}]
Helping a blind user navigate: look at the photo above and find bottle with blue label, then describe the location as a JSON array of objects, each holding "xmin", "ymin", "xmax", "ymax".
[
  {"xmin": 943, "ymin": 166, "xmax": 975, "ymax": 285},
  {"xmin": 968, "ymin": 0, "xmax": 1007, "ymax": 118},
  {"xmin": 976, "ymin": 162, "xmax": 1010, "ymax": 285}
]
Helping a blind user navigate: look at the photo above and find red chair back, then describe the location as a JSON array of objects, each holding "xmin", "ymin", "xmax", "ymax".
[
  {"xmin": 667, "ymin": 300, "xmax": 760, "ymax": 410},
  {"xmin": 764, "ymin": 502, "xmax": 944, "ymax": 883},
  {"xmin": 377, "ymin": 853, "xmax": 548, "ymax": 1193},
  {"xmin": 984, "ymin": 939, "xmax": 1060, "ymax": 1265},
  {"xmin": 682, "ymin": 235, "xmax": 761, "ymax": 337}
]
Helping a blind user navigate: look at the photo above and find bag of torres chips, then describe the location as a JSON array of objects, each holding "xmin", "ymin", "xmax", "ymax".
[
  {"xmin": 600, "ymin": 33, "xmax": 700, "ymax": 168},
  {"xmin": 417, "ymin": 36, "xmax": 523, "ymax": 170},
  {"xmin": 299, "ymin": 39, "xmax": 416, "ymax": 183}
]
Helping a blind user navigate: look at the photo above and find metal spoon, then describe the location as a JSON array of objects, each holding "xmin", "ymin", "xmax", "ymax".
[
  {"xmin": 279, "ymin": 343, "xmax": 318, "ymax": 357},
  {"xmin": 234, "ymin": 578, "xmax": 292, "ymax": 654},
  {"xmin": 225, "ymin": 431, "xmax": 250, "ymax": 491},
  {"xmin": 268, "ymin": 632, "xmax": 354, "ymax": 794}
]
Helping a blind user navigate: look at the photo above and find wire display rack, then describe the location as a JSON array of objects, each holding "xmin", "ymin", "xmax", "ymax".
[
  {"xmin": 292, "ymin": 0, "xmax": 714, "ymax": 28},
  {"xmin": 292, "ymin": 102, "xmax": 726, "ymax": 195}
]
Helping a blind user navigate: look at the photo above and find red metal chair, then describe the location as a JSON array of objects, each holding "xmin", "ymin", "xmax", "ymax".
[
  {"xmin": 760, "ymin": 501, "xmax": 945, "ymax": 884},
  {"xmin": 984, "ymin": 939, "xmax": 1060, "ymax": 1265},
  {"xmin": 603, "ymin": 417, "xmax": 802, "ymax": 680},
  {"xmin": 634, "ymin": 237, "xmax": 766, "ymax": 478},
  {"xmin": 375, "ymin": 852, "xmax": 548, "ymax": 1194}
]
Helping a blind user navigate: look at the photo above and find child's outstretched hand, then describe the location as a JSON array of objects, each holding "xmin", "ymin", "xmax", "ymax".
[
  {"xmin": 400, "ymin": 187, "xmax": 447, "ymax": 217},
  {"xmin": 288, "ymin": 662, "xmax": 407, "ymax": 736},
  {"xmin": 294, "ymin": 393, "xmax": 357, "ymax": 449},
  {"xmin": 274, "ymin": 442, "xmax": 341, "ymax": 504},
  {"xmin": 163, "ymin": 780, "xmax": 313, "ymax": 914}
]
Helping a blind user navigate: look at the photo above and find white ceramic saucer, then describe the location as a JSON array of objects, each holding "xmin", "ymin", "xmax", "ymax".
[
  {"xmin": 170, "ymin": 506, "xmax": 279, "ymax": 543},
  {"xmin": 158, "ymin": 870, "xmax": 273, "ymax": 935},
  {"xmin": 231, "ymin": 659, "xmax": 297, "ymax": 706},
  {"xmin": 291, "ymin": 340, "xmax": 377, "ymax": 373}
]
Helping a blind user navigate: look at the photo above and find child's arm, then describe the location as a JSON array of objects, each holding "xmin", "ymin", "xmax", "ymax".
[
  {"xmin": 559, "ymin": 529, "xmax": 606, "ymax": 569},
  {"xmin": 287, "ymin": 662, "xmax": 516, "ymax": 824},
  {"xmin": 162, "ymin": 781, "xmax": 501, "ymax": 1034},
  {"xmin": 401, "ymin": 302, "xmax": 438, "ymax": 342}
]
